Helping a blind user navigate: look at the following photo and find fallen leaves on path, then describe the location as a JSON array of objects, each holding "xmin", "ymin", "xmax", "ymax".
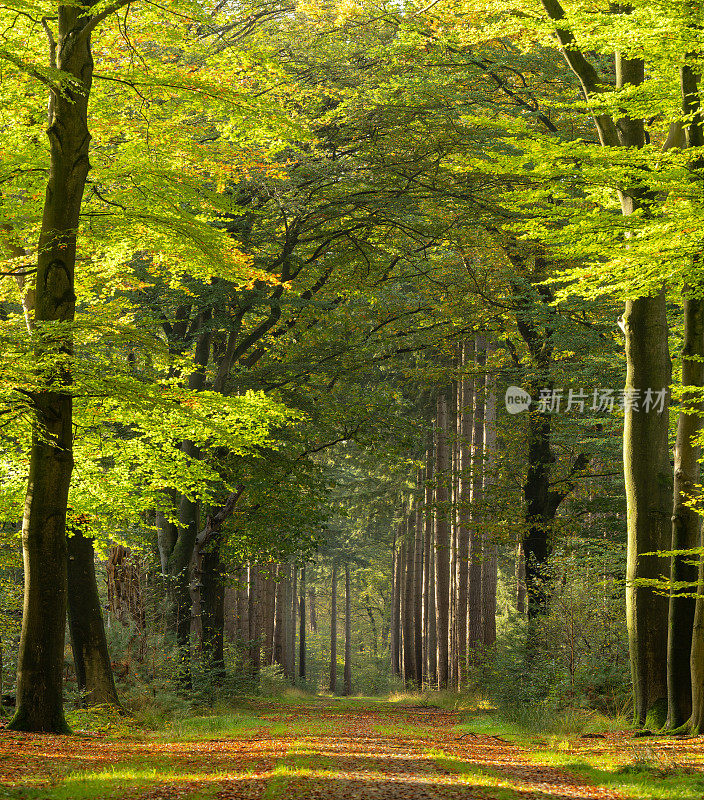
[{"xmin": 2, "ymin": 703, "xmax": 704, "ymax": 799}]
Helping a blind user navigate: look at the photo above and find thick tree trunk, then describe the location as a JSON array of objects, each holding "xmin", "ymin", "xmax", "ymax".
[
  {"xmin": 330, "ymin": 563, "xmax": 338, "ymax": 693},
  {"xmin": 299, "ymin": 565, "xmax": 306, "ymax": 681},
  {"xmin": 623, "ymin": 293, "xmax": 671, "ymax": 728},
  {"xmin": 10, "ymin": 6, "xmax": 99, "ymax": 734},
  {"xmin": 535, "ymin": 0, "xmax": 672, "ymax": 737},
  {"xmin": 343, "ymin": 564, "xmax": 352, "ymax": 696},
  {"xmin": 666, "ymin": 293, "xmax": 704, "ymax": 728},
  {"xmin": 434, "ymin": 392, "xmax": 451, "ymax": 689},
  {"xmin": 66, "ymin": 528, "xmax": 122, "ymax": 710},
  {"xmin": 675, "ymin": 65, "xmax": 704, "ymax": 734},
  {"xmin": 682, "ymin": 59, "xmax": 704, "ymax": 735}
]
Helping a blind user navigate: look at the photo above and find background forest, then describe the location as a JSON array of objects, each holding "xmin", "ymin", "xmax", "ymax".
[{"xmin": 0, "ymin": 0, "xmax": 703, "ymax": 741}]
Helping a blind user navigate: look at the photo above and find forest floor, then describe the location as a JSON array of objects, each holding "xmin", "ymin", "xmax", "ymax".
[{"xmin": 2, "ymin": 697, "xmax": 704, "ymax": 800}]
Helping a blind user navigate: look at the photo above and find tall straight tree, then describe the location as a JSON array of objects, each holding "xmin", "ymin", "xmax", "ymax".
[
  {"xmin": 537, "ymin": 0, "xmax": 671, "ymax": 728},
  {"xmin": 468, "ymin": 337, "xmax": 486, "ymax": 658},
  {"xmin": 456, "ymin": 339, "xmax": 474, "ymax": 684},
  {"xmin": 678, "ymin": 51, "xmax": 704, "ymax": 734},
  {"xmin": 299, "ymin": 565, "xmax": 306, "ymax": 681},
  {"xmin": 343, "ymin": 564, "xmax": 352, "ymax": 696},
  {"xmin": 422, "ymin": 442, "xmax": 434, "ymax": 687},
  {"xmin": 413, "ymin": 502, "xmax": 424, "ymax": 685},
  {"xmin": 481, "ymin": 343, "xmax": 498, "ymax": 646},
  {"xmin": 434, "ymin": 391, "xmax": 451, "ymax": 689},
  {"xmin": 8, "ymin": 0, "xmax": 129, "ymax": 734},
  {"xmin": 402, "ymin": 516, "xmax": 416, "ymax": 686},
  {"xmin": 329, "ymin": 562, "xmax": 338, "ymax": 693}
]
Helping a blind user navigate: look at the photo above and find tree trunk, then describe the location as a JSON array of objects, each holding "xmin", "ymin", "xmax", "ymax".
[
  {"xmin": 457, "ymin": 340, "xmax": 473, "ymax": 683},
  {"xmin": 449, "ymin": 375, "xmax": 460, "ymax": 689},
  {"xmin": 516, "ymin": 542, "xmax": 527, "ymax": 614},
  {"xmin": 434, "ymin": 392, "xmax": 451, "ymax": 689},
  {"xmin": 248, "ymin": 565, "xmax": 261, "ymax": 677},
  {"xmin": 308, "ymin": 586, "xmax": 318, "ymax": 633},
  {"xmin": 66, "ymin": 527, "xmax": 122, "ymax": 710},
  {"xmin": 288, "ymin": 565, "xmax": 297, "ymax": 680},
  {"xmin": 168, "ymin": 313, "xmax": 211, "ymax": 689},
  {"xmin": 330, "ymin": 563, "xmax": 338, "ymax": 693},
  {"xmin": 343, "ymin": 564, "xmax": 352, "ymax": 696},
  {"xmin": 468, "ymin": 337, "xmax": 486, "ymax": 659},
  {"xmin": 481, "ymin": 346, "xmax": 498, "ymax": 647},
  {"xmin": 413, "ymin": 504, "xmax": 424, "ymax": 687},
  {"xmin": 623, "ymin": 293, "xmax": 671, "ymax": 728},
  {"xmin": 391, "ymin": 524, "xmax": 403, "ymax": 676},
  {"xmin": 534, "ymin": 0, "xmax": 672, "ymax": 736},
  {"xmin": 200, "ymin": 543, "xmax": 225, "ymax": 681},
  {"xmin": 299, "ymin": 565, "xmax": 306, "ymax": 681},
  {"xmin": 422, "ymin": 444, "xmax": 433, "ymax": 687},
  {"xmin": 263, "ymin": 570, "xmax": 277, "ymax": 668},
  {"xmin": 273, "ymin": 569, "xmax": 285, "ymax": 669},
  {"xmin": 399, "ymin": 535, "xmax": 407, "ymax": 679},
  {"xmin": 666, "ymin": 293, "xmax": 704, "ymax": 729},
  {"xmin": 236, "ymin": 568, "xmax": 249, "ymax": 651},
  {"xmin": 9, "ymin": 5, "xmax": 99, "ymax": 735},
  {"xmin": 428, "ymin": 539, "xmax": 437, "ymax": 687},
  {"xmin": 402, "ymin": 519, "xmax": 416, "ymax": 687}
]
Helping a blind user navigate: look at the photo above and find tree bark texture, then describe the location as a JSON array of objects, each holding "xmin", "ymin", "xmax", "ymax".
[
  {"xmin": 66, "ymin": 527, "xmax": 122, "ymax": 710},
  {"xmin": 481, "ymin": 345, "xmax": 498, "ymax": 646},
  {"xmin": 468, "ymin": 338, "xmax": 486, "ymax": 657},
  {"xmin": 10, "ymin": 5, "xmax": 99, "ymax": 734},
  {"xmin": 299, "ymin": 565, "xmax": 306, "ymax": 681},
  {"xmin": 343, "ymin": 564, "xmax": 352, "ymax": 696},
  {"xmin": 667, "ymin": 293, "xmax": 704, "ymax": 728},
  {"xmin": 434, "ymin": 392, "xmax": 451, "ymax": 689},
  {"xmin": 329, "ymin": 563, "xmax": 338, "ymax": 693}
]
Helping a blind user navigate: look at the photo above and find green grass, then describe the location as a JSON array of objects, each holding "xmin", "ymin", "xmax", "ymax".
[
  {"xmin": 0, "ymin": 767, "xmax": 229, "ymax": 800},
  {"xmin": 528, "ymin": 747, "xmax": 704, "ymax": 800},
  {"xmin": 161, "ymin": 712, "xmax": 266, "ymax": 740}
]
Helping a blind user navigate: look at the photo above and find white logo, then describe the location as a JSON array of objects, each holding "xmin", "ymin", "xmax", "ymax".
[{"xmin": 505, "ymin": 386, "xmax": 531, "ymax": 414}]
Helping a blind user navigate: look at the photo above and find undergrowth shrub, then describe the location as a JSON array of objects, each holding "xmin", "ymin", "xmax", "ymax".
[{"xmin": 486, "ymin": 537, "xmax": 630, "ymax": 730}]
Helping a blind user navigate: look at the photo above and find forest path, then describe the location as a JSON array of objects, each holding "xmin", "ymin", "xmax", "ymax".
[{"xmin": 2, "ymin": 698, "xmax": 704, "ymax": 799}]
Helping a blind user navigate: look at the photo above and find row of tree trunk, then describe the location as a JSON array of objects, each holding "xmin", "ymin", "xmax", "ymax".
[
  {"xmin": 391, "ymin": 336, "xmax": 497, "ymax": 689},
  {"xmin": 222, "ymin": 562, "xmax": 354, "ymax": 695}
]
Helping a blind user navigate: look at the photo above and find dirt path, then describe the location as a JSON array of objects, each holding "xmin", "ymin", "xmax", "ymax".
[{"xmin": 2, "ymin": 701, "xmax": 704, "ymax": 799}]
